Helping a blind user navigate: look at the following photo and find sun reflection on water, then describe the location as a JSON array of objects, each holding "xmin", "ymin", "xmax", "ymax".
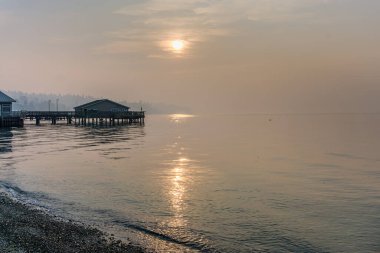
[
  {"xmin": 171, "ymin": 167, "xmax": 185, "ymax": 210},
  {"xmin": 158, "ymin": 114, "xmax": 205, "ymax": 242},
  {"xmin": 168, "ymin": 158, "xmax": 189, "ymax": 227},
  {"xmin": 169, "ymin": 114, "xmax": 195, "ymax": 123}
]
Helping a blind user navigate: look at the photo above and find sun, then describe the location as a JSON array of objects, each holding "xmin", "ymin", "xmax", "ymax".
[{"xmin": 171, "ymin": 40, "xmax": 185, "ymax": 51}]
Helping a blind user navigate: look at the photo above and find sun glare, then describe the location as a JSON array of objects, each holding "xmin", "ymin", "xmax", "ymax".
[
  {"xmin": 170, "ymin": 114, "xmax": 195, "ymax": 122},
  {"xmin": 171, "ymin": 40, "xmax": 185, "ymax": 51}
]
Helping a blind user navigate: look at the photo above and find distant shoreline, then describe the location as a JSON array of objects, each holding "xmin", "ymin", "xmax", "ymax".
[{"xmin": 0, "ymin": 193, "xmax": 147, "ymax": 253}]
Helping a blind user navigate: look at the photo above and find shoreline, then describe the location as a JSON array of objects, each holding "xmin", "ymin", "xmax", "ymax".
[{"xmin": 0, "ymin": 193, "xmax": 147, "ymax": 253}]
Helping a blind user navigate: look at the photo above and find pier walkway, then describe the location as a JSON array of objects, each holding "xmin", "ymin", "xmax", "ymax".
[{"xmin": 1, "ymin": 110, "xmax": 145, "ymax": 128}]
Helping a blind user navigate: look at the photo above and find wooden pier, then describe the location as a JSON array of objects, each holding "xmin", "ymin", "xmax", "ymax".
[
  {"xmin": 0, "ymin": 117, "xmax": 24, "ymax": 128},
  {"xmin": 0, "ymin": 94, "xmax": 145, "ymax": 128},
  {"xmin": 0, "ymin": 111, "xmax": 145, "ymax": 128},
  {"xmin": 72, "ymin": 111, "xmax": 145, "ymax": 126}
]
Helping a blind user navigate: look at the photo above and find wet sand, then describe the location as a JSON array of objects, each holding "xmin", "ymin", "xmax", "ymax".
[{"xmin": 0, "ymin": 193, "xmax": 147, "ymax": 253}]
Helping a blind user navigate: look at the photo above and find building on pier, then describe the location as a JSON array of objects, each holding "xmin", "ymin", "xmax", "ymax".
[
  {"xmin": 1, "ymin": 96, "xmax": 144, "ymax": 127},
  {"xmin": 0, "ymin": 91, "xmax": 16, "ymax": 117},
  {"xmin": 0, "ymin": 91, "xmax": 23, "ymax": 127},
  {"xmin": 74, "ymin": 99, "xmax": 129, "ymax": 114},
  {"xmin": 73, "ymin": 99, "xmax": 142, "ymax": 126}
]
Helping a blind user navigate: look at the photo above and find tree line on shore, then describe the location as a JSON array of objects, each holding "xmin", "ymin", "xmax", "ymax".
[{"xmin": 6, "ymin": 91, "xmax": 189, "ymax": 114}]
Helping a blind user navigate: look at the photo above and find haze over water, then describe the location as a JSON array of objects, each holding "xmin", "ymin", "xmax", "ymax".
[
  {"xmin": 0, "ymin": 114, "xmax": 379, "ymax": 252},
  {"xmin": 1, "ymin": 1, "xmax": 380, "ymax": 114}
]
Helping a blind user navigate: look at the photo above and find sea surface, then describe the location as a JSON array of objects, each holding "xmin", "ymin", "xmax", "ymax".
[{"xmin": 0, "ymin": 114, "xmax": 379, "ymax": 252}]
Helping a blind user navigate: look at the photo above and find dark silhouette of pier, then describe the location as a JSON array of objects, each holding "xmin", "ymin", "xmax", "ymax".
[
  {"xmin": 0, "ymin": 93, "xmax": 145, "ymax": 128},
  {"xmin": 22, "ymin": 110, "xmax": 145, "ymax": 126},
  {"xmin": 1, "ymin": 110, "xmax": 145, "ymax": 127}
]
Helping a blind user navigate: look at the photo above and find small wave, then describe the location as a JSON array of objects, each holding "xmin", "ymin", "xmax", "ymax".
[
  {"xmin": 0, "ymin": 180, "xmax": 27, "ymax": 195},
  {"xmin": 0, "ymin": 182, "xmax": 216, "ymax": 252},
  {"xmin": 0, "ymin": 181, "xmax": 55, "ymax": 214},
  {"xmin": 112, "ymin": 219, "xmax": 218, "ymax": 253}
]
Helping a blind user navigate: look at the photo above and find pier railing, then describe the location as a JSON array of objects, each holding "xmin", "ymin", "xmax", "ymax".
[
  {"xmin": 21, "ymin": 111, "xmax": 75, "ymax": 118},
  {"xmin": 74, "ymin": 111, "xmax": 145, "ymax": 118},
  {"xmin": 4, "ymin": 110, "xmax": 145, "ymax": 127},
  {"xmin": 73, "ymin": 111, "xmax": 145, "ymax": 126},
  {"xmin": 17, "ymin": 111, "xmax": 144, "ymax": 118},
  {"xmin": 10, "ymin": 111, "xmax": 23, "ymax": 117}
]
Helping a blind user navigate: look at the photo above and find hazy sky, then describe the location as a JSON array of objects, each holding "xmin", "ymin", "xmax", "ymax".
[{"xmin": 0, "ymin": 0, "xmax": 379, "ymax": 113}]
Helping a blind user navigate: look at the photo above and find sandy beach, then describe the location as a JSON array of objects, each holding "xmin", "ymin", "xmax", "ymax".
[{"xmin": 0, "ymin": 193, "xmax": 146, "ymax": 253}]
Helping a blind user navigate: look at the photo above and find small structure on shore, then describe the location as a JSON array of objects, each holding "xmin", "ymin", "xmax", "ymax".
[{"xmin": 0, "ymin": 91, "xmax": 16, "ymax": 117}]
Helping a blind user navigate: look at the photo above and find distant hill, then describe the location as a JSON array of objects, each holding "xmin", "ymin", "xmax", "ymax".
[{"xmin": 6, "ymin": 91, "xmax": 190, "ymax": 114}]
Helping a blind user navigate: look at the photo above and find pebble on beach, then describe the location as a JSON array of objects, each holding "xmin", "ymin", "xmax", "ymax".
[{"xmin": 0, "ymin": 194, "xmax": 147, "ymax": 253}]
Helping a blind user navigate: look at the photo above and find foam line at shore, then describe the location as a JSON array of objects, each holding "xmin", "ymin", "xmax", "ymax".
[{"xmin": 0, "ymin": 192, "xmax": 147, "ymax": 253}]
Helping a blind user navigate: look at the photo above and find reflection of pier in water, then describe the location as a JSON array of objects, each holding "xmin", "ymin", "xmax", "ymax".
[
  {"xmin": 0, "ymin": 117, "xmax": 24, "ymax": 128},
  {"xmin": 17, "ymin": 124, "xmax": 147, "ymax": 157},
  {"xmin": 0, "ymin": 130, "xmax": 13, "ymax": 153},
  {"xmin": 73, "ymin": 125, "xmax": 146, "ymax": 148},
  {"xmin": 0, "ymin": 129, "xmax": 20, "ymax": 181}
]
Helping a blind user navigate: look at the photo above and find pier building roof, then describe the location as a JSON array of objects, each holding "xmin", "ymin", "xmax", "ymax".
[
  {"xmin": 0, "ymin": 91, "xmax": 16, "ymax": 103},
  {"xmin": 74, "ymin": 99, "xmax": 129, "ymax": 112}
]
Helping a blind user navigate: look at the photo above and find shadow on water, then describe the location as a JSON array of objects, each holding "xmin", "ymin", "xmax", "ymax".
[
  {"xmin": 0, "ymin": 129, "xmax": 13, "ymax": 153},
  {"xmin": 0, "ymin": 129, "xmax": 25, "ymax": 192},
  {"xmin": 0, "ymin": 129, "xmax": 23, "ymax": 170},
  {"xmin": 77, "ymin": 125, "xmax": 146, "ymax": 145},
  {"xmin": 55, "ymin": 124, "xmax": 146, "ymax": 147},
  {"xmin": 12, "ymin": 124, "xmax": 146, "ymax": 157},
  {"xmin": 68, "ymin": 126, "xmax": 147, "ymax": 159}
]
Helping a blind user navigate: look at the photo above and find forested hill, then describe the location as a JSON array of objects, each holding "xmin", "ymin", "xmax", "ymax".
[{"xmin": 6, "ymin": 91, "xmax": 190, "ymax": 114}]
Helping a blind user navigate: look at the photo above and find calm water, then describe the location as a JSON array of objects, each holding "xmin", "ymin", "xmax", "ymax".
[{"xmin": 0, "ymin": 114, "xmax": 379, "ymax": 252}]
